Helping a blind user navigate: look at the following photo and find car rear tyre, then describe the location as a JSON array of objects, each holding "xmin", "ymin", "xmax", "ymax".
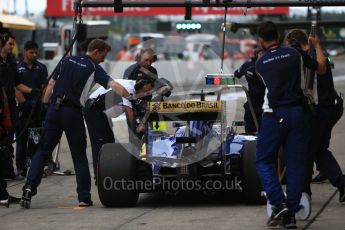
[
  {"xmin": 97, "ymin": 143, "xmax": 139, "ymax": 207},
  {"xmin": 241, "ymin": 140, "xmax": 266, "ymax": 205}
]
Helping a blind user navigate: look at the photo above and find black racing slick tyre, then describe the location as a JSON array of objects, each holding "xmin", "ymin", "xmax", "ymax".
[
  {"xmin": 97, "ymin": 143, "xmax": 139, "ymax": 207},
  {"xmin": 241, "ymin": 140, "xmax": 266, "ymax": 205}
]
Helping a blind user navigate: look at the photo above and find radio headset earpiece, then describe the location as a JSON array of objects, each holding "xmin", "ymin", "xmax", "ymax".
[
  {"xmin": 135, "ymin": 48, "xmax": 157, "ymax": 63},
  {"xmin": 134, "ymin": 79, "xmax": 145, "ymax": 91},
  {"xmin": 0, "ymin": 33, "xmax": 9, "ymax": 47},
  {"xmin": 134, "ymin": 79, "xmax": 148, "ymax": 91}
]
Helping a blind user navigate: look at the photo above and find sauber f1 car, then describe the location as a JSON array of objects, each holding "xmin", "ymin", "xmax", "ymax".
[{"xmin": 97, "ymin": 75, "xmax": 266, "ymax": 207}]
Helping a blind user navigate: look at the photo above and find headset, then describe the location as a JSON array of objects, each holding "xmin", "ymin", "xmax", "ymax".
[
  {"xmin": 0, "ymin": 32, "xmax": 14, "ymax": 47},
  {"xmin": 0, "ymin": 33, "xmax": 8, "ymax": 46},
  {"xmin": 135, "ymin": 48, "xmax": 157, "ymax": 63}
]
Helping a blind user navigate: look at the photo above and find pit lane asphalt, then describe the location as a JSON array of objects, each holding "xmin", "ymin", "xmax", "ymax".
[{"xmin": 2, "ymin": 58, "xmax": 345, "ymax": 230}]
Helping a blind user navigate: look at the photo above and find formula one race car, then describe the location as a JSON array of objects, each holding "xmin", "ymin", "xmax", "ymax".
[{"xmin": 97, "ymin": 75, "xmax": 265, "ymax": 207}]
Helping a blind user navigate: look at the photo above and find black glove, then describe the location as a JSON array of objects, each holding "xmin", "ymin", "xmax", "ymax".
[
  {"xmin": 41, "ymin": 103, "xmax": 50, "ymax": 122},
  {"xmin": 17, "ymin": 101, "xmax": 32, "ymax": 117},
  {"xmin": 30, "ymin": 88, "xmax": 42, "ymax": 98},
  {"xmin": 164, "ymin": 90, "xmax": 171, "ymax": 97}
]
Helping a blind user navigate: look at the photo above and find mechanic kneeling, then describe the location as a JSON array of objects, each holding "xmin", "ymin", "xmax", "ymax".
[{"xmin": 83, "ymin": 76, "xmax": 155, "ymax": 184}]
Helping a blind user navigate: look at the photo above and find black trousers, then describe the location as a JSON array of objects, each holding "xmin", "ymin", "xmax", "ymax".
[
  {"xmin": 25, "ymin": 105, "xmax": 91, "ymax": 202},
  {"xmin": 15, "ymin": 101, "xmax": 42, "ymax": 172},
  {"xmin": 0, "ymin": 148, "xmax": 9, "ymax": 200},
  {"xmin": 83, "ymin": 104, "xmax": 115, "ymax": 178},
  {"xmin": 243, "ymin": 102, "xmax": 263, "ymax": 133},
  {"xmin": 305, "ymin": 101, "xmax": 344, "ymax": 195},
  {"xmin": 1, "ymin": 103, "xmax": 17, "ymax": 178}
]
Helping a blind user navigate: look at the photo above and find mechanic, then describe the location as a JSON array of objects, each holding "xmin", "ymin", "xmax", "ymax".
[
  {"xmin": 255, "ymin": 21, "xmax": 326, "ymax": 229},
  {"xmin": 123, "ymin": 48, "xmax": 158, "ymax": 81},
  {"xmin": 15, "ymin": 40, "xmax": 47, "ymax": 178},
  {"xmin": 285, "ymin": 29, "xmax": 345, "ymax": 204},
  {"xmin": 234, "ymin": 47, "xmax": 265, "ymax": 133},
  {"xmin": 0, "ymin": 84, "xmax": 21, "ymax": 208},
  {"xmin": 0, "ymin": 35, "xmax": 21, "ymax": 208},
  {"xmin": 20, "ymin": 39, "xmax": 130, "ymax": 209},
  {"xmin": 83, "ymin": 75, "xmax": 155, "ymax": 184},
  {"xmin": 0, "ymin": 32, "xmax": 20, "ymax": 180}
]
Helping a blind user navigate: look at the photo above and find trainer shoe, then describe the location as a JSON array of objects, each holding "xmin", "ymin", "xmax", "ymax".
[
  {"xmin": 339, "ymin": 187, "xmax": 345, "ymax": 203},
  {"xmin": 79, "ymin": 200, "xmax": 93, "ymax": 207},
  {"xmin": 282, "ymin": 214, "xmax": 297, "ymax": 229},
  {"xmin": 311, "ymin": 172, "xmax": 327, "ymax": 183},
  {"xmin": 267, "ymin": 202, "xmax": 288, "ymax": 226},
  {"xmin": 9, "ymin": 195, "xmax": 21, "ymax": 204},
  {"xmin": 0, "ymin": 197, "xmax": 9, "ymax": 208},
  {"xmin": 20, "ymin": 187, "xmax": 33, "ymax": 209}
]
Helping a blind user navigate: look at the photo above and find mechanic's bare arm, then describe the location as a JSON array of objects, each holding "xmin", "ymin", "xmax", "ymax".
[
  {"xmin": 15, "ymin": 88, "xmax": 26, "ymax": 103},
  {"xmin": 17, "ymin": 84, "xmax": 45, "ymax": 101},
  {"xmin": 16, "ymin": 84, "xmax": 32, "ymax": 94},
  {"xmin": 309, "ymin": 36, "xmax": 327, "ymax": 75},
  {"xmin": 108, "ymin": 80, "xmax": 130, "ymax": 98},
  {"xmin": 123, "ymin": 105, "xmax": 133, "ymax": 125},
  {"xmin": 2, "ymin": 88, "xmax": 11, "ymax": 120},
  {"xmin": 43, "ymin": 78, "xmax": 56, "ymax": 103},
  {"xmin": 2, "ymin": 88, "xmax": 9, "ymax": 109},
  {"xmin": 41, "ymin": 84, "xmax": 47, "ymax": 100}
]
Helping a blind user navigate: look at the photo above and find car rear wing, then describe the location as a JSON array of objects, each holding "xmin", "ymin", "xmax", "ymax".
[
  {"xmin": 206, "ymin": 74, "xmax": 259, "ymax": 131},
  {"xmin": 147, "ymin": 101, "xmax": 223, "ymax": 121}
]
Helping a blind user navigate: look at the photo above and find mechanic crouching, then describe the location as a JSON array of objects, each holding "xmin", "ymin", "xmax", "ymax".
[
  {"xmin": 83, "ymin": 76, "xmax": 155, "ymax": 184},
  {"xmin": 254, "ymin": 21, "xmax": 326, "ymax": 229}
]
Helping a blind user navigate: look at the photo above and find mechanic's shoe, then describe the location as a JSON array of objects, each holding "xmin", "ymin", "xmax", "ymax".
[
  {"xmin": 9, "ymin": 195, "xmax": 21, "ymax": 204},
  {"xmin": 0, "ymin": 197, "xmax": 10, "ymax": 208},
  {"xmin": 20, "ymin": 188, "xmax": 33, "ymax": 209},
  {"xmin": 339, "ymin": 187, "xmax": 345, "ymax": 203},
  {"xmin": 5, "ymin": 173, "xmax": 24, "ymax": 181},
  {"xmin": 267, "ymin": 202, "xmax": 288, "ymax": 226},
  {"xmin": 282, "ymin": 214, "xmax": 297, "ymax": 229},
  {"xmin": 79, "ymin": 200, "xmax": 93, "ymax": 207},
  {"xmin": 311, "ymin": 172, "xmax": 327, "ymax": 183}
]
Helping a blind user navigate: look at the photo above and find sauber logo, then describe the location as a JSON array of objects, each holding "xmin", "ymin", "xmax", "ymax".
[
  {"xmin": 150, "ymin": 101, "xmax": 221, "ymax": 112},
  {"xmin": 151, "ymin": 102, "xmax": 161, "ymax": 112}
]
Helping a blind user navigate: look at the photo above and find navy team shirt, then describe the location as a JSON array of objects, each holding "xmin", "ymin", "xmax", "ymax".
[
  {"xmin": 17, "ymin": 60, "xmax": 47, "ymax": 101},
  {"xmin": 234, "ymin": 58, "xmax": 265, "ymax": 108},
  {"xmin": 52, "ymin": 55, "xmax": 110, "ymax": 107},
  {"xmin": 256, "ymin": 45, "xmax": 304, "ymax": 110}
]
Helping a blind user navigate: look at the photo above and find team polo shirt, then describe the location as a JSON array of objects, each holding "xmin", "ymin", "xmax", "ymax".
[
  {"xmin": 52, "ymin": 55, "xmax": 110, "ymax": 107},
  {"xmin": 316, "ymin": 60, "xmax": 338, "ymax": 106},
  {"xmin": 17, "ymin": 60, "xmax": 47, "ymax": 101},
  {"xmin": 234, "ymin": 58, "xmax": 265, "ymax": 107},
  {"xmin": 256, "ymin": 45, "xmax": 304, "ymax": 110}
]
